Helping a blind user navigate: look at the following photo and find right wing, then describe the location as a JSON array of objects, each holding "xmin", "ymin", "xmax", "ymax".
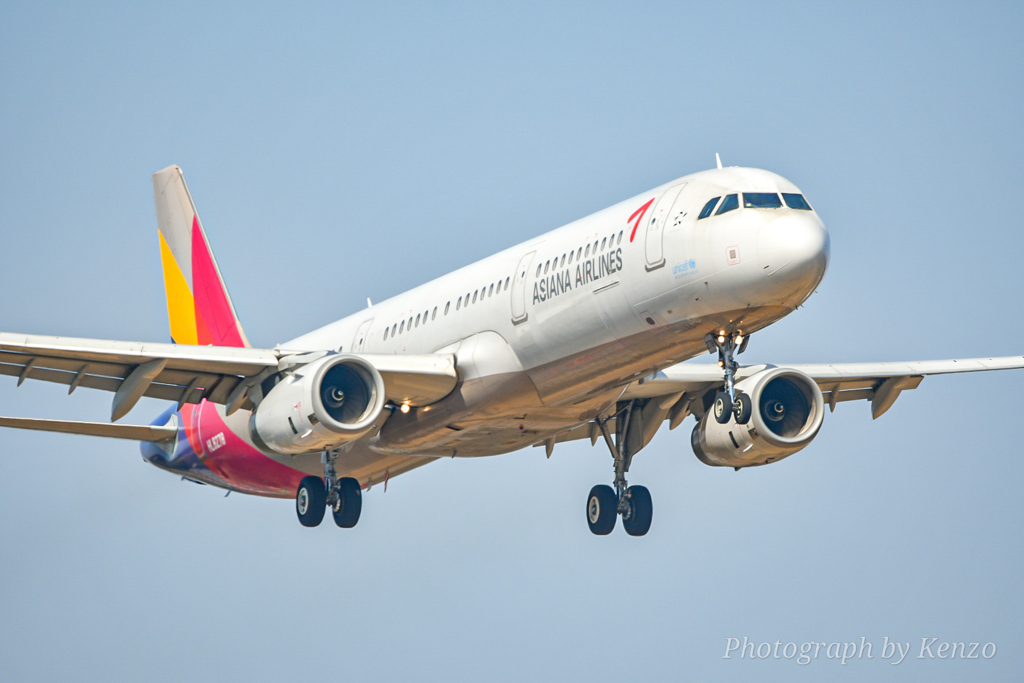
[{"xmin": 0, "ymin": 332, "xmax": 457, "ymax": 421}]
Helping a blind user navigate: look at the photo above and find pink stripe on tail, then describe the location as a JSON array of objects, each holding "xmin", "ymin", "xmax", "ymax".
[{"xmin": 191, "ymin": 215, "xmax": 245, "ymax": 347}]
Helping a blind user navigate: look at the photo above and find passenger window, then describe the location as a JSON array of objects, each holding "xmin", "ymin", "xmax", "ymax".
[
  {"xmin": 698, "ymin": 197, "xmax": 721, "ymax": 219},
  {"xmin": 391, "ymin": 324, "xmax": 397, "ymax": 337},
  {"xmin": 456, "ymin": 296, "xmax": 462, "ymax": 310},
  {"xmin": 568, "ymin": 251, "xmax": 574, "ymax": 264},
  {"xmin": 384, "ymin": 327, "xmax": 389, "ymax": 340},
  {"xmin": 408, "ymin": 317, "xmax": 412, "ymax": 329},
  {"xmin": 743, "ymin": 192, "xmax": 782, "ymax": 208},
  {"xmin": 577, "ymin": 247, "xmax": 583, "ymax": 260},
  {"xmin": 445, "ymin": 302, "xmax": 450, "ymax": 315},
  {"xmin": 415, "ymin": 314, "xmax": 420, "ymax": 327},
  {"xmin": 593, "ymin": 241, "xmax": 598, "ymax": 253},
  {"xmin": 782, "ymin": 193, "xmax": 812, "ymax": 210},
  {"xmin": 400, "ymin": 321, "xmax": 405, "ymax": 333},
  {"xmin": 601, "ymin": 237, "xmax": 607, "ymax": 251},
  {"xmin": 432, "ymin": 307, "xmax": 437, "ymax": 320},
  {"xmin": 716, "ymin": 194, "xmax": 739, "ymax": 215},
  {"xmin": 544, "ymin": 260, "xmax": 550, "ymax": 274},
  {"xmin": 472, "ymin": 290, "xmax": 478, "ymax": 303},
  {"xmin": 617, "ymin": 230, "xmax": 623, "ymax": 244},
  {"xmin": 465, "ymin": 293, "xmax": 469, "ymax": 306},
  {"xmin": 536, "ymin": 265, "xmax": 542, "ymax": 277},
  {"xmin": 585, "ymin": 244, "xmax": 590, "ymax": 257},
  {"xmin": 504, "ymin": 276, "xmax": 510, "ymax": 289},
  {"xmin": 489, "ymin": 283, "xmax": 494, "ymax": 296}
]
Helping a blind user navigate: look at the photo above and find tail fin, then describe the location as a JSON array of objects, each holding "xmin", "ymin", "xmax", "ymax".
[{"xmin": 152, "ymin": 165, "xmax": 250, "ymax": 348}]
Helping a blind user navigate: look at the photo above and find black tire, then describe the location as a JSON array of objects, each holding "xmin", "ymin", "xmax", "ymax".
[
  {"xmin": 586, "ymin": 485, "xmax": 617, "ymax": 535},
  {"xmin": 622, "ymin": 485, "xmax": 652, "ymax": 537},
  {"xmin": 332, "ymin": 477, "xmax": 362, "ymax": 528},
  {"xmin": 296, "ymin": 476, "xmax": 327, "ymax": 527},
  {"xmin": 733, "ymin": 392, "xmax": 752, "ymax": 424},
  {"xmin": 713, "ymin": 392, "xmax": 732, "ymax": 424}
]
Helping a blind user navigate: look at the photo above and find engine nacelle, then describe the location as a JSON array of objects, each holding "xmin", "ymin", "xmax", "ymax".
[
  {"xmin": 691, "ymin": 367, "xmax": 824, "ymax": 468},
  {"xmin": 250, "ymin": 355, "xmax": 386, "ymax": 455}
]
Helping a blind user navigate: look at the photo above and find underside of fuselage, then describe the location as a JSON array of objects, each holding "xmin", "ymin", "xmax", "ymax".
[{"xmin": 140, "ymin": 294, "xmax": 804, "ymax": 499}]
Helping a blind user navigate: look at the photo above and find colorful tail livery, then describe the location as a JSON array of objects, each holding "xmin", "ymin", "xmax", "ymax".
[{"xmin": 153, "ymin": 165, "xmax": 249, "ymax": 348}]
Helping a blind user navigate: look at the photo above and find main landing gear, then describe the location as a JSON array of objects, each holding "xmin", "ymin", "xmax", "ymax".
[
  {"xmin": 296, "ymin": 449, "xmax": 362, "ymax": 528},
  {"xmin": 586, "ymin": 401, "xmax": 654, "ymax": 537},
  {"xmin": 705, "ymin": 331, "xmax": 752, "ymax": 425}
]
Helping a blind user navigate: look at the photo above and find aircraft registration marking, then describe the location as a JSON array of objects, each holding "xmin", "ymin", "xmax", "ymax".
[{"xmin": 206, "ymin": 431, "xmax": 227, "ymax": 453}]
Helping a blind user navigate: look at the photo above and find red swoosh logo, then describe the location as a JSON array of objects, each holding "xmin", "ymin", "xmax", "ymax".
[{"xmin": 628, "ymin": 198, "xmax": 655, "ymax": 243}]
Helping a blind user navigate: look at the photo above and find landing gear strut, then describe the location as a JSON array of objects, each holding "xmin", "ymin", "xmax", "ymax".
[
  {"xmin": 705, "ymin": 332, "xmax": 752, "ymax": 424},
  {"xmin": 295, "ymin": 449, "xmax": 362, "ymax": 528},
  {"xmin": 585, "ymin": 401, "xmax": 653, "ymax": 537}
]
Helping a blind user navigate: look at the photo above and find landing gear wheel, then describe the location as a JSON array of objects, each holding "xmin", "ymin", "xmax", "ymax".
[
  {"xmin": 622, "ymin": 485, "xmax": 653, "ymax": 537},
  {"xmin": 713, "ymin": 392, "xmax": 732, "ymax": 424},
  {"xmin": 733, "ymin": 393, "xmax": 752, "ymax": 424},
  {"xmin": 332, "ymin": 477, "xmax": 362, "ymax": 528},
  {"xmin": 586, "ymin": 485, "xmax": 617, "ymax": 535},
  {"xmin": 296, "ymin": 476, "xmax": 326, "ymax": 527}
]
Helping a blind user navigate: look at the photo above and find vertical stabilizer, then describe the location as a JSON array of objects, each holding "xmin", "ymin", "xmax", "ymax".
[{"xmin": 152, "ymin": 166, "xmax": 250, "ymax": 348}]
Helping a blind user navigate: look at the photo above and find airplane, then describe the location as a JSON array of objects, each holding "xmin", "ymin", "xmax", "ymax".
[{"xmin": 2, "ymin": 161, "xmax": 1021, "ymax": 536}]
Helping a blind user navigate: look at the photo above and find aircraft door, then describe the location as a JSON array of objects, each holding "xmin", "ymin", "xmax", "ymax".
[
  {"xmin": 352, "ymin": 318, "xmax": 373, "ymax": 352},
  {"xmin": 645, "ymin": 182, "xmax": 687, "ymax": 271},
  {"xmin": 510, "ymin": 250, "xmax": 536, "ymax": 324}
]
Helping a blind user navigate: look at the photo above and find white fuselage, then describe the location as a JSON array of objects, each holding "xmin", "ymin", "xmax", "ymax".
[{"xmin": 252, "ymin": 166, "xmax": 829, "ymax": 466}]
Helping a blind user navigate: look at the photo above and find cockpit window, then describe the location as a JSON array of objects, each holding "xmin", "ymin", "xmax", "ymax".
[
  {"xmin": 715, "ymin": 194, "xmax": 738, "ymax": 215},
  {"xmin": 743, "ymin": 192, "xmax": 782, "ymax": 208},
  {"xmin": 697, "ymin": 197, "xmax": 720, "ymax": 220},
  {"xmin": 782, "ymin": 193, "xmax": 812, "ymax": 210}
]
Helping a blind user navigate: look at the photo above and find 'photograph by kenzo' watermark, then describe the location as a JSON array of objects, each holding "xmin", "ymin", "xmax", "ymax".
[{"xmin": 723, "ymin": 637, "xmax": 996, "ymax": 665}]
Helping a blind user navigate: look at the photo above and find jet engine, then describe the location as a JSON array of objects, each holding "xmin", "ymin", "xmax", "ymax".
[
  {"xmin": 691, "ymin": 367, "xmax": 824, "ymax": 468},
  {"xmin": 250, "ymin": 355, "xmax": 386, "ymax": 455}
]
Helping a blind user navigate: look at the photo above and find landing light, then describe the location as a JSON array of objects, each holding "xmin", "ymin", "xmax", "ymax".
[{"xmin": 400, "ymin": 403, "xmax": 410, "ymax": 414}]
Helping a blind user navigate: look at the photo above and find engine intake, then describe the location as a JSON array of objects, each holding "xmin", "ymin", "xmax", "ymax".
[
  {"xmin": 250, "ymin": 355, "xmax": 386, "ymax": 455},
  {"xmin": 692, "ymin": 367, "xmax": 824, "ymax": 468}
]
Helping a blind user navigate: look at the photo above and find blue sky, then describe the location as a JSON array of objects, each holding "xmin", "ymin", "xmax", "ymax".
[{"xmin": 1, "ymin": 2, "xmax": 1022, "ymax": 680}]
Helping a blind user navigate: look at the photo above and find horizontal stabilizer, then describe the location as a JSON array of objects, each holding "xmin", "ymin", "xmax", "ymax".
[{"xmin": 0, "ymin": 416, "xmax": 177, "ymax": 442}]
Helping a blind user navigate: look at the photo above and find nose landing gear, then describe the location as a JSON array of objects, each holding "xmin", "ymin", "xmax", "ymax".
[
  {"xmin": 706, "ymin": 332, "xmax": 752, "ymax": 424},
  {"xmin": 295, "ymin": 449, "xmax": 362, "ymax": 528},
  {"xmin": 586, "ymin": 401, "xmax": 654, "ymax": 537}
]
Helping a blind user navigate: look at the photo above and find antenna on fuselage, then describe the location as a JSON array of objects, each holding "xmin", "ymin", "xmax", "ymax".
[{"xmin": 715, "ymin": 153, "xmax": 723, "ymax": 169}]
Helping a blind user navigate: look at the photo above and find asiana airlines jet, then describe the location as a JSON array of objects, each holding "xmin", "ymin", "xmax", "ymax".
[{"xmin": 2, "ymin": 162, "xmax": 1021, "ymax": 536}]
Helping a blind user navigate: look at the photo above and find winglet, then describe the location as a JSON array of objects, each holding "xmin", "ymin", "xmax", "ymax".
[
  {"xmin": 152, "ymin": 166, "xmax": 250, "ymax": 348},
  {"xmin": 715, "ymin": 153, "xmax": 723, "ymax": 169}
]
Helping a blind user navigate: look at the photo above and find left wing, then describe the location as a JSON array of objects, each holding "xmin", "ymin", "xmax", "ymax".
[
  {"xmin": 622, "ymin": 355, "xmax": 1024, "ymax": 419},
  {"xmin": 0, "ymin": 332, "xmax": 458, "ymax": 421},
  {"xmin": 539, "ymin": 355, "xmax": 1024, "ymax": 452}
]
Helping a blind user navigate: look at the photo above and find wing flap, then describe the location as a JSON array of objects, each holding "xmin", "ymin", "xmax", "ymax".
[{"xmin": 358, "ymin": 353, "xmax": 458, "ymax": 406}]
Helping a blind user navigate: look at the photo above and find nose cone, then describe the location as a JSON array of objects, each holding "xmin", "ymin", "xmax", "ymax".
[{"xmin": 757, "ymin": 214, "xmax": 830, "ymax": 304}]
